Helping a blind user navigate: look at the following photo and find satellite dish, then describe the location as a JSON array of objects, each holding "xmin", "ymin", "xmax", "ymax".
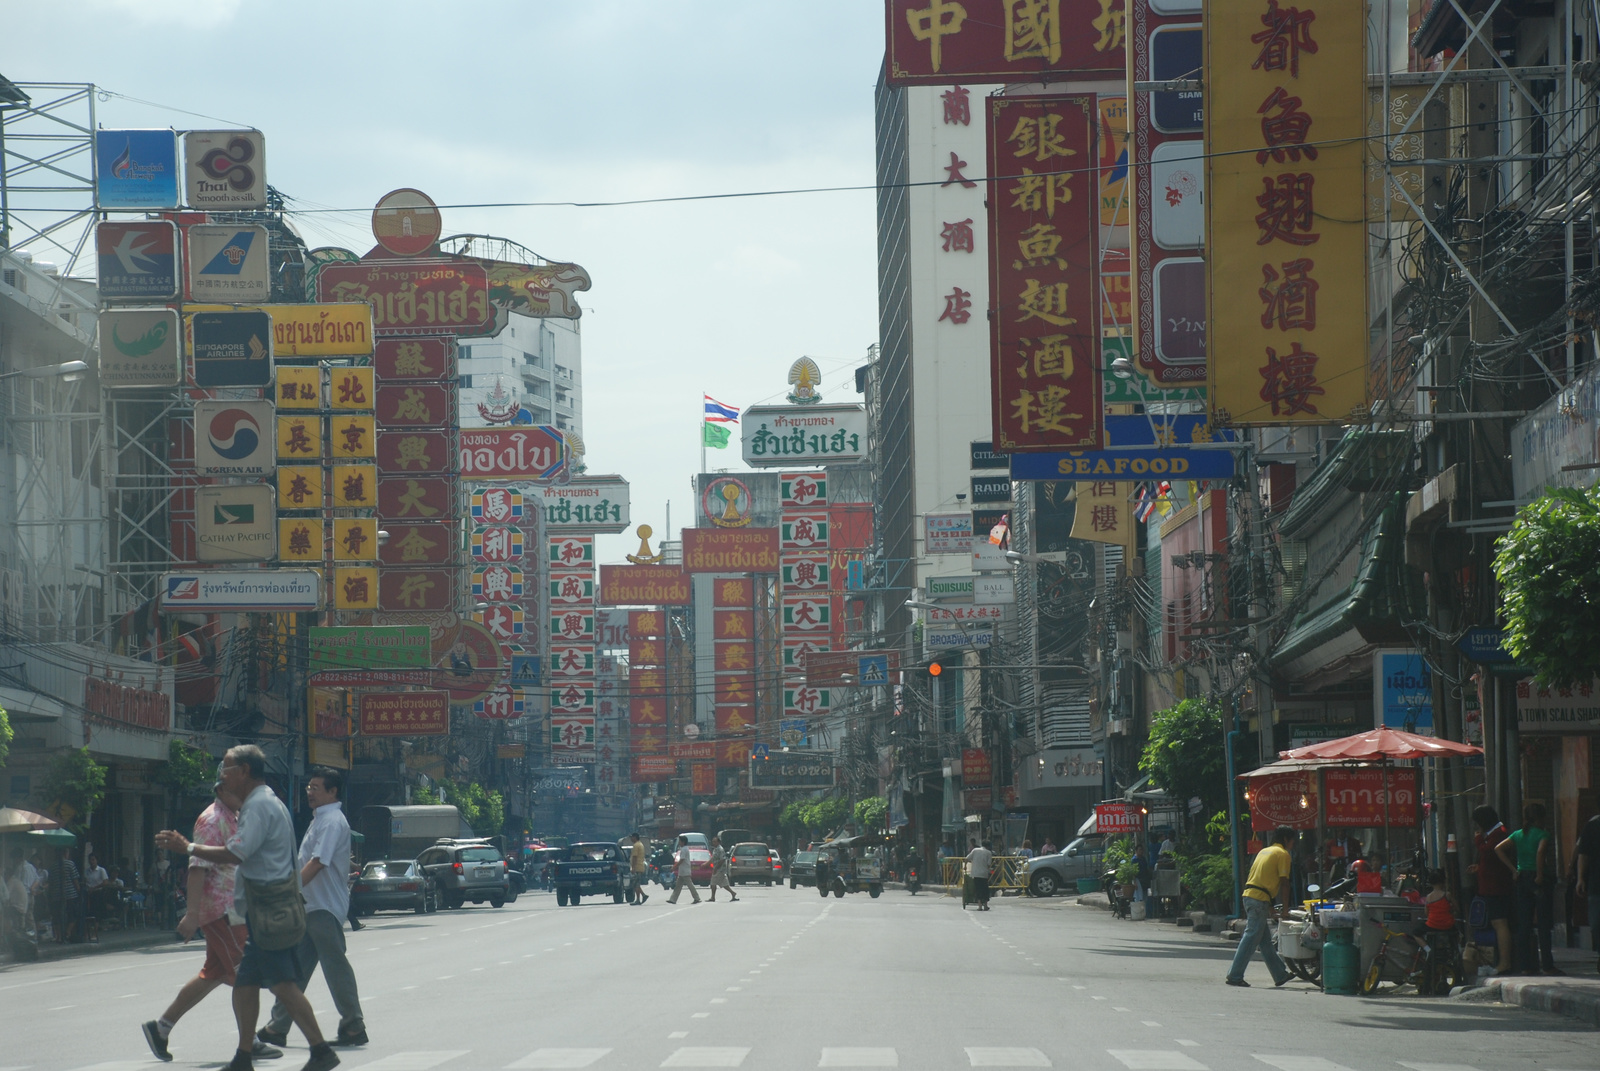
[{"xmin": 684, "ymin": 723, "xmax": 701, "ymax": 738}]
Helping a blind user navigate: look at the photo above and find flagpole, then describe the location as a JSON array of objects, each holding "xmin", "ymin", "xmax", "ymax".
[{"xmin": 700, "ymin": 391, "xmax": 706, "ymax": 476}]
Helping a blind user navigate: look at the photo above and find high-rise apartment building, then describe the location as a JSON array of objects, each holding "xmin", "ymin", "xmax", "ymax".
[{"xmin": 457, "ymin": 309, "xmax": 583, "ymax": 434}]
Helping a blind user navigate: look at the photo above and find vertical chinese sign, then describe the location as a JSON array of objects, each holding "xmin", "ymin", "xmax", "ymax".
[
  {"xmin": 779, "ymin": 473, "xmax": 830, "ymax": 733},
  {"xmin": 713, "ymin": 576, "xmax": 758, "ymax": 740},
  {"xmin": 1205, "ymin": 0, "xmax": 1367, "ymax": 425},
  {"xmin": 987, "ymin": 94, "xmax": 1102, "ymax": 452},
  {"xmin": 628, "ymin": 609, "xmax": 668, "ymax": 766},
  {"xmin": 548, "ymin": 533, "xmax": 597, "ymax": 759}
]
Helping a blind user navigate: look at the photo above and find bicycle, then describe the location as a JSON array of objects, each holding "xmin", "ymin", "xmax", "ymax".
[{"xmin": 1361, "ymin": 918, "xmax": 1457, "ymax": 996}]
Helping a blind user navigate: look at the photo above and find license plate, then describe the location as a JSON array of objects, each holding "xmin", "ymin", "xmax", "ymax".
[{"xmin": 476, "ymin": 867, "xmax": 495, "ymax": 878}]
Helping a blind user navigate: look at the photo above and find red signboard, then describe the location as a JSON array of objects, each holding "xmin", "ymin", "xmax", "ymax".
[
  {"xmin": 377, "ymin": 430, "xmax": 454, "ymax": 473},
  {"xmin": 359, "ymin": 690, "xmax": 448, "ymax": 736},
  {"xmin": 668, "ymin": 741, "xmax": 716, "ymax": 760},
  {"xmin": 713, "ymin": 609, "xmax": 754, "ymax": 641},
  {"xmin": 377, "ymin": 521, "xmax": 458, "ymax": 566},
  {"xmin": 1095, "ymin": 802, "xmax": 1144, "ymax": 835},
  {"xmin": 632, "ymin": 755, "xmax": 677, "ymax": 782},
  {"xmin": 631, "ymin": 726, "xmax": 668, "ymax": 754},
  {"xmin": 681, "ymin": 528, "xmax": 780, "ymax": 573},
  {"xmin": 716, "ymin": 739, "xmax": 754, "ymax": 769},
  {"xmin": 962, "ymin": 747, "xmax": 992, "ymax": 785},
  {"xmin": 373, "ymin": 337, "xmax": 456, "ymax": 381},
  {"xmin": 1323, "ymin": 768, "xmax": 1419, "ymax": 829},
  {"xmin": 316, "ymin": 259, "xmax": 495, "ymax": 337},
  {"xmin": 375, "ymin": 383, "xmax": 456, "ymax": 427},
  {"xmin": 377, "ymin": 569, "xmax": 455, "ymax": 611},
  {"xmin": 630, "ymin": 695, "xmax": 666, "ymax": 726},
  {"xmin": 629, "ymin": 667, "xmax": 665, "ymax": 697},
  {"xmin": 712, "ymin": 576, "xmax": 754, "ymax": 607},
  {"xmin": 987, "ymin": 94, "xmax": 1102, "ymax": 452},
  {"xmin": 715, "ymin": 705, "xmax": 756, "ymax": 735},
  {"xmin": 714, "ymin": 642, "xmax": 755, "ymax": 673},
  {"xmin": 629, "ymin": 636, "xmax": 665, "ymax": 667},
  {"xmin": 885, "ymin": 0, "xmax": 1126, "ymax": 85},
  {"xmin": 691, "ymin": 762, "xmax": 717, "ymax": 796},
  {"xmin": 1248, "ymin": 772, "xmax": 1319, "ymax": 832},
  {"xmin": 84, "ymin": 677, "xmax": 171, "ymax": 731},
  {"xmin": 598, "ymin": 565, "xmax": 692, "ymax": 606},
  {"xmin": 630, "ymin": 610, "xmax": 665, "ymax": 638},
  {"xmin": 377, "ymin": 476, "xmax": 456, "ymax": 521},
  {"xmin": 458, "ymin": 427, "xmax": 566, "ymax": 481}
]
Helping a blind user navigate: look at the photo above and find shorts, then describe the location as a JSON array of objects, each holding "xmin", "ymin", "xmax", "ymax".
[
  {"xmin": 199, "ymin": 917, "xmax": 249, "ymax": 985},
  {"xmin": 1483, "ymin": 893, "xmax": 1511, "ymax": 921},
  {"xmin": 233, "ymin": 920, "xmax": 305, "ymax": 990}
]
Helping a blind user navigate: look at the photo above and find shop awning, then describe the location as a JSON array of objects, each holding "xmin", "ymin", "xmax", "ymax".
[{"xmin": 0, "ymin": 684, "xmax": 64, "ymax": 722}]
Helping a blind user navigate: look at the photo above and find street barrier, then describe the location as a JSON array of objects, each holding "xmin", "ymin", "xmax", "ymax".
[{"xmin": 939, "ymin": 856, "xmax": 1028, "ymax": 896}]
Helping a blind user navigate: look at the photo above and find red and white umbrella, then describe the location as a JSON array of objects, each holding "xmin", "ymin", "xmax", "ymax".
[{"xmin": 1280, "ymin": 726, "xmax": 1481, "ymax": 763}]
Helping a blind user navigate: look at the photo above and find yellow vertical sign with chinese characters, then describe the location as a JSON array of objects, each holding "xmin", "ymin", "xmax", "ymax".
[
  {"xmin": 1068, "ymin": 480, "xmax": 1134, "ymax": 551},
  {"xmin": 1205, "ymin": 0, "xmax": 1367, "ymax": 425}
]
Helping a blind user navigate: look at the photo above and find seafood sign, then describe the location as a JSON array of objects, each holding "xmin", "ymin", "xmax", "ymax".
[
  {"xmin": 316, "ymin": 259, "xmax": 495, "ymax": 337},
  {"xmin": 459, "ymin": 427, "xmax": 566, "ymax": 481},
  {"xmin": 741, "ymin": 404, "xmax": 868, "ymax": 466}
]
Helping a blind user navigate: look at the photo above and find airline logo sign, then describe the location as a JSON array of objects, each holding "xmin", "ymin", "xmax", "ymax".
[
  {"xmin": 99, "ymin": 308, "xmax": 182, "ymax": 387},
  {"xmin": 194, "ymin": 400, "xmax": 275, "ymax": 476},
  {"xmin": 196, "ymin": 484, "xmax": 276, "ymax": 562},
  {"xmin": 184, "ymin": 130, "xmax": 267, "ymax": 209},
  {"xmin": 94, "ymin": 129, "xmax": 179, "ymax": 209},
  {"xmin": 96, "ymin": 221, "xmax": 178, "ymax": 301},
  {"xmin": 160, "ymin": 569, "xmax": 319, "ymax": 611},
  {"xmin": 187, "ymin": 224, "xmax": 270, "ymax": 302}
]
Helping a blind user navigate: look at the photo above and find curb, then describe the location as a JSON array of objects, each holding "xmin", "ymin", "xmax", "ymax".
[
  {"xmin": 1458, "ymin": 977, "xmax": 1600, "ymax": 1028},
  {"xmin": 2, "ymin": 927, "xmax": 175, "ymax": 967}
]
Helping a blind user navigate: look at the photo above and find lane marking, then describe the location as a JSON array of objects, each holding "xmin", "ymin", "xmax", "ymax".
[
  {"xmin": 1107, "ymin": 1054, "xmax": 1209, "ymax": 1071},
  {"xmin": 820, "ymin": 1048, "xmax": 899, "ymax": 1067},
  {"xmin": 1177, "ymin": 1043, "xmax": 1199, "ymax": 1048},
  {"xmin": 966, "ymin": 1049, "xmax": 1051, "ymax": 1067},
  {"xmin": 669, "ymin": 1033, "xmax": 688, "ymax": 1040},
  {"xmin": 1252, "ymin": 1059, "xmax": 1357, "ymax": 1071},
  {"xmin": 661, "ymin": 1048, "xmax": 749, "ymax": 1068},
  {"xmin": 506, "ymin": 1049, "xmax": 613, "ymax": 1069},
  {"xmin": 1142, "ymin": 1022, "xmax": 1161, "ymax": 1028},
  {"xmin": 691, "ymin": 1012, "xmax": 710, "ymax": 1019},
  {"xmin": 347, "ymin": 1052, "xmax": 469, "ymax": 1070}
]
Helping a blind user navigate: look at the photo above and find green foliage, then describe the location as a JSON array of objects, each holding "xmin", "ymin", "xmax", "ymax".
[
  {"xmin": 1114, "ymin": 857, "xmax": 1140, "ymax": 884},
  {"xmin": 779, "ymin": 801, "xmax": 806, "ymax": 831},
  {"xmin": 1102, "ymin": 834, "xmax": 1133, "ymax": 874},
  {"xmin": 412, "ymin": 784, "xmax": 440, "ymax": 805},
  {"xmin": 1203, "ymin": 809, "xmax": 1235, "ymax": 848},
  {"xmin": 0, "ymin": 704, "xmax": 11, "ymax": 769},
  {"xmin": 1138, "ymin": 698, "xmax": 1227, "ymax": 836},
  {"xmin": 853, "ymin": 796, "xmax": 888, "ymax": 831},
  {"xmin": 1180, "ymin": 851, "xmax": 1235, "ymax": 913},
  {"xmin": 42, "ymin": 747, "xmax": 107, "ymax": 830},
  {"xmin": 414, "ymin": 778, "xmax": 504, "ymax": 837},
  {"xmin": 155, "ymin": 739, "xmax": 215, "ymax": 793},
  {"xmin": 1494, "ymin": 484, "xmax": 1600, "ymax": 686}
]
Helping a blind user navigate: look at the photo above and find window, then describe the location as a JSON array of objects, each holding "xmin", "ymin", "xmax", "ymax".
[
  {"xmin": 458, "ymin": 847, "xmax": 501, "ymax": 862},
  {"xmin": 458, "ymin": 374, "xmax": 473, "ymax": 388},
  {"xmin": 522, "ymin": 351, "xmax": 544, "ymax": 368}
]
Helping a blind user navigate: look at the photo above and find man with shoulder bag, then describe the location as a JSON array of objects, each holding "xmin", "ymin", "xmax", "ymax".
[{"xmin": 157, "ymin": 745, "xmax": 338, "ymax": 1071}]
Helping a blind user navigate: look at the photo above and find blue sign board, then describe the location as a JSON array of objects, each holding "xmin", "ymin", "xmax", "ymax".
[
  {"xmin": 191, "ymin": 311, "xmax": 273, "ymax": 387},
  {"xmin": 511, "ymin": 653, "xmax": 542, "ymax": 688},
  {"xmin": 751, "ymin": 743, "xmax": 771, "ymax": 762},
  {"xmin": 857, "ymin": 654, "xmax": 890, "ymax": 685},
  {"xmin": 1456, "ymin": 628, "xmax": 1512, "ymax": 663},
  {"xmin": 1151, "ymin": 27, "xmax": 1203, "ymax": 132},
  {"xmin": 847, "ymin": 559, "xmax": 866, "ymax": 590},
  {"xmin": 95, "ymin": 221, "xmax": 178, "ymax": 300},
  {"xmin": 1375, "ymin": 650, "xmax": 1434, "ymax": 734},
  {"xmin": 95, "ymin": 129, "xmax": 180, "ymax": 210},
  {"xmin": 1009, "ymin": 415, "xmax": 1236, "ymax": 481}
]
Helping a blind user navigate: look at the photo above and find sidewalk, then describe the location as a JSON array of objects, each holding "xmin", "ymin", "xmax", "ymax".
[
  {"xmin": 1, "ymin": 924, "xmax": 174, "ymax": 967},
  {"xmin": 1069, "ymin": 888, "xmax": 1600, "ymax": 1028}
]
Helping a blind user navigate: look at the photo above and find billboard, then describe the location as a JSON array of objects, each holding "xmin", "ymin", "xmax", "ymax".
[
  {"xmin": 94, "ymin": 129, "xmax": 179, "ymax": 209},
  {"xmin": 1205, "ymin": 0, "xmax": 1367, "ymax": 424},
  {"xmin": 681, "ymin": 528, "xmax": 780, "ymax": 573},
  {"xmin": 186, "ymin": 224, "xmax": 270, "ymax": 303},
  {"xmin": 96, "ymin": 221, "xmax": 178, "ymax": 301},
  {"xmin": 359, "ymin": 691, "xmax": 448, "ymax": 736},
  {"xmin": 749, "ymin": 751, "xmax": 835, "ymax": 789},
  {"xmin": 316, "ymin": 259, "xmax": 495, "ymax": 337},
  {"xmin": 195, "ymin": 484, "xmax": 276, "ymax": 563},
  {"xmin": 1007, "ymin": 414, "xmax": 1236, "ymax": 481},
  {"xmin": 186, "ymin": 302, "xmax": 374, "ymax": 357},
  {"xmin": 598, "ymin": 565, "xmax": 692, "ymax": 606},
  {"xmin": 190, "ymin": 310, "xmax": 274, "ymax": 387},
  {"xmin": 376, "ymin": 383, "xmax": 455, "ymax": 427},
  {"xmin": 987, "ymin": 95, "xmax": 1101, "ymax": 452},
  {"xmin": 160, "ymin": 569, "xmax": 320, "ymax": 611},
  {"xmin": 309, "ymin": 625, "xmax": 432, "ymax": 672},
  {"xmin": 459, "ymin": 427, "xmax": 566, "ymax": 481},
  {"xmin": 183, "ymin": 130, "xmax": 267, "ymax": 209},
  {"xmin": 1374, "ymin": 650, "xmax": 1433, "ymax": 734},
  {"xmin": 373, "ymin": 337, "xmax": 455, "ymax": 381},
  {"xmin": 194, "ymin": 400, "xmax": 275, "ymax": 477},
  {"xmin": 925, "ymin": 513, "xmax": 974, "ymax": 555},
  {"xmin": 99, "ymin": 308, "xmax": 182, "ymax": 387},
  {"xmin": 742, "ymin": 405, "xmax": 866, "ymax": 466},
  {"xmin": 884, "ymin": 0, "xmax": 1125, "ymax": 85},
  {"xmin": 543, "ymin": 475, "xmax": 630, "ymax": 533}
]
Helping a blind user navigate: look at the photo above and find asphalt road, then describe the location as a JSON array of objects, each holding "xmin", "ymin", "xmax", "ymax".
[{"xmin": 1, "ymin": 884, "xmax": 1596, "ymax": 1071}]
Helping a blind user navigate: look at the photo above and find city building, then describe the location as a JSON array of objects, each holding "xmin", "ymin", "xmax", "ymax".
[{"xmin": 458, "ymin": 310, "xmax": 583, "ymax": 434}]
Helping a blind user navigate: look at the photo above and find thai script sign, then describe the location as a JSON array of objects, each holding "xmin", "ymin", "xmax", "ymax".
[
  {"xmin": 160, "ymin": 569, "xmax": 319, "ymax": 611},
  {"xmin": 1095, "ymin": 801, "xmax": 1144, "ymax": 835},
  {"xmin": 459, "ymin": 427, "xmax": 566, "ymax": 481},
  {"xmin": 742, "ymin": 405, "xmax": 867, "ymax": 466},
  {"xmin": 359, "ymin": 691, "xmax": 448, "ymax": 736},
  {"xmin": 543, "ymin": 476, "xmax": 630, "ymax": 533},
  {"xmin": 598, "ymin": 565, "xmax": 692, "ymax": 606},
  {"xmin": 1323, "ymin": 768, "xmax": 1418, "ymax": 828},
  {"xmin": 749, "ymin": 752, "xmax": 835, "ymax": 789},
  {"xmin": 681, "ymin": 528, "xmax": 780, "ymax": 573},
  {"xmin": 316, "ymin": 259, "xmax": 495, "ymax": 337},
  {"xmin": 309, "ymin": 626, "xmax": 431, "ymax": 672},
  {"xmin": 669, "ymin": 741, "xmax": 717, "ymax": 760},
  {"xmin": 632, "ymin": 755, "xmax": 677, "ymax": 782},
  {"xmin": 987, "ymin": 94, "xmax": 1102, "ymax": 452},
  {"xmin": 884, "ymin": 0, "xmax": 1125, "ymax": 85},
  {"xmin": 1374, "ymin": 650, "xmax": 1433, "ymax": 734},
  {"xmin": 962, "ymin": 747, "xmax": 991, "ymax": 785},
  {"xmin": 1206, "ymin": 0, "xmax": 1367, "ymax": 425},
  {"xmin": 926, "ymin": 514, "xmax": 974, "ymax": 555},
  {"xmin": 84, "ymin": 676, "xmax": 171, "ymax": 731},
  {"xmin": 95, "ymin": 129, "xmax": 178, "ymax": 209},
  {"xmin": 1248, "ymin": 771, "xmax": 1318, "ymax": 832},
  {"xmin": 184, "ymin": 302, "xmax": 373, "ymax": 356}
]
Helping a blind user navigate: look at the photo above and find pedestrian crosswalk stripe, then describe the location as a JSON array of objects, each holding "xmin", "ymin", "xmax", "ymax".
[
  {"xmin": 1254, "ymin": 1058, "xmax": 1356, "ymax": 1071},
  {"xmin": 819, "ymin": 1047, "xmax": 899, "ymax": 1067},
  {"xmin": 1398, "ymin": 1065, "xmax": 1483, "ymax": 1071},
  {"xmin": 507, "ymin": 1049, "xmax": 613, "ymax": 1069},
  {"xmin": 350, "ymin": 1052, "xmax": 470, "ymax": 1070},
  {"xmin": 661, "ymin": 1047, "xmax": 750, "ymax": 1068},
  {"xmin": 965, "ymin": 1048, "xmax": 1051, "ymax": 1067},
  {"xmin": 1107, "ymin": 1053, "xmax": 1209, "ymax": 1071}
]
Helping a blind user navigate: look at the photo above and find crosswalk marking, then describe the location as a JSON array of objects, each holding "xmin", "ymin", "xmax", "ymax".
[
  {"xmin": 63, "ymin": 1063, "xmax": 162, "ymax": 1071},
  {"xmin": 965, "ymin": 1048, "xmax": 1051, "ymax": 1067},
  {"xmin": 1107, "ymin": 1053, "xmax": 1209, "ymax": 1071},
  {"xmin": 351, "ymin": 1052, "xmax": 470, "ymax": 1071},
  {"xmin": 661, "ymin": 1048, "xmax": 750, "ymax": 1068},
  {"xmin": 506, "ymin": 1049, "xmax": 613, "ymax": 1069},
  {"xmin": 1398, "ymin": 1065, "xmax": 1483, "ymax": 1071},
  {"xmin": 1253, "ymin": 1059, "xmax": 1356, "ymax": 1071},
  {"xmin": 819, "ymin": 1048, "xmax": 898, "ymax": 1067}
]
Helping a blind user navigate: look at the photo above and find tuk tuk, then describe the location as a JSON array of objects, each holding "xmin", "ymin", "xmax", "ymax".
[{"xmin": 814, "ymin": 833, "xmax": 886, "ymax": 899}]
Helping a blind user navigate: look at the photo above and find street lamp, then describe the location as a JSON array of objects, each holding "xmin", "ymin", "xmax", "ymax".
[{"xmin": 0, "ymin": 360, "xmax": 88, "ymax": 383}]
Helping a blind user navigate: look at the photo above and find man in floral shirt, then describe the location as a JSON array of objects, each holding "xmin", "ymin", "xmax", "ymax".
[{"xmin": 142, "ymin": 780, "xmax": 283, "ymax": 1063}]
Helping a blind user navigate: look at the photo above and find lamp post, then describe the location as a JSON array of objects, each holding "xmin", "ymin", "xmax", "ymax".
[{"xmin": 0, "ymin": 359, "xmax": 88, "ymax": 382}]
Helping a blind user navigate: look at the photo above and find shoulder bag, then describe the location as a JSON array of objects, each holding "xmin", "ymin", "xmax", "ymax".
[{"xmin": 244, "ymin": 871, "xmax": 306, "ymax": 951}]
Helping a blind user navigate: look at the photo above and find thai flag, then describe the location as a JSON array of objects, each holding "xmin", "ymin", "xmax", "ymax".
[
  {"xmin": 1134, "ymin": 485, "xmax": 1158, "ymax": 523},
  {"xmin": 704, "ymin": 394, "xmax": 740, "ymax": 423}
]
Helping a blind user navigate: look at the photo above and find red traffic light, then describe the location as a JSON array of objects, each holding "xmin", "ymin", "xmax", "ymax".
[{"xmin": 928, "ymin": 662, "xmax": 943, "ymax": 677}]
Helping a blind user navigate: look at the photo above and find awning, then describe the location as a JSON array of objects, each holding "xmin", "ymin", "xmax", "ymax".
[{"xmin": 0, "ymin": 684, "xmax": 65, "ymax": 722}]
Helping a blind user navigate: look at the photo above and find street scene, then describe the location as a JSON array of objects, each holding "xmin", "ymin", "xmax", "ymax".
[{"xmin": 4, "ymin": 1, "xmax": 1600, "ymax": 1069}]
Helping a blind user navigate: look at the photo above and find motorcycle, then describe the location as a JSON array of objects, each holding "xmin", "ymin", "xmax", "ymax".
[{"xmin": 906, "ymin": 866, "xmax": 921, "ymax": 895}]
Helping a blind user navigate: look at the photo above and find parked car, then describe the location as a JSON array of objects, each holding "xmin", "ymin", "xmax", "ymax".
[
  {"xmin": 415, "ymin": 838, "xmax": 511, "ymax": 909},
  {"xmin": 729, "ymin": 842, "xmax": 776, "ymax": 885},
  {"xmin": 553, "ymin": 842, "xmax": 628, "ymax": 906},
  {"xmin": 771, "ymin": 852, "xmax": 784, "ymax": 882},
  {"xmin": 788, "ymin": 850, "xmax": 819, "ymax": 888},
  {"xmin": 1024, "ymin": 836, "xmax": 1106, "ymax": 898},
  {"xmin": 675, "ymin": 833, "xmax": 713, "ymax": 885},
  {"xmin": 350, "ymin": 859, "xmax": 438, "ymax": 915}
]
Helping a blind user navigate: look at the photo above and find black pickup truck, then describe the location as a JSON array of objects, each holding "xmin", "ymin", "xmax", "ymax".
[{"xmin": 553, "ymin": 842, "xmax": 628, "ymax": 906}]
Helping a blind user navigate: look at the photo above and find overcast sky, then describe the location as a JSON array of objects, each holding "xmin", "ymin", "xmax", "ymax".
[{"xmin": 1, "ymin": 0, "xmax": 885, "ymax": 562}]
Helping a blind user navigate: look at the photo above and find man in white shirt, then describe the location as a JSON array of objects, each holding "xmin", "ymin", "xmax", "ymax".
[
  {"xmin": 157, "ymin": 745, "xmax": 338, "ymax": 1071},
  {"xmin": 966, "ymin": 841, "xmax": 994, "ymax": 910},
  {"xmin": 261, "ymin": 767, "xmax": 367, "ymax": 1049}
]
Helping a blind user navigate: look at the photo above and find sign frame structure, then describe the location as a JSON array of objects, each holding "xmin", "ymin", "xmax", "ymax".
[
  {"xmin": 161, "ymin": 570, "xmax": 320, "ymax": 611},
  {"xmin": 987, "ymin": 94, "xmax": 1103, "ymax": 453},
  {"xmin": 99, "ymin": 307, "xmax": 182, "ymax": 387},
  {"xmin": 884, "ymin": 0, "xmax": 1126, "ymax": 86},
  {"xmin": 95, "ymin": 220, "xmax": 179, "ymax": 301},
  {"xmin": 94, "ymin": 129, "xmax": 179, "ymax": 210},
  {"xmin": 1204, "ymin": 0, "xmax": 1368, "ymax": 426}
]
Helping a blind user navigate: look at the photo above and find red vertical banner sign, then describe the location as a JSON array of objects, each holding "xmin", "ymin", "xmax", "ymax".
[{"xmin": 987, "ymin": 94, "xmax": 1102, "ymax": 452}]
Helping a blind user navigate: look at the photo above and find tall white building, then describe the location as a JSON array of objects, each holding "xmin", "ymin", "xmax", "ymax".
[{"xmin": 457, "ymin": 309, "xmax": 583, "ymax": 434}]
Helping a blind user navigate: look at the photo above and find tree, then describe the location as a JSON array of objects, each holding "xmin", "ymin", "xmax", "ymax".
[
  {"xmin": 1138, "ymin": 698, "xmax": 1227, "ymax": 837},
  {"xmin": 853, "ymin": 796, "xmax": 888, "ymax": 832},
  {"xmin": 155, "ymin": 739, "xmax": 215, "ymax": 794},
  {"xmin": 42, "ymin": 747, "xmax": 107, "ymax": 831},
  {"xmin": 1493, "ymin": 484, "xmax": 1600, "ymax": 686},
  {"xmin": 0, "ymin": 703, "xmax": 11, "ymax": 769},
  {"xmin": 415, "ymin": 778, "xmax": 504, "ymax": 837}
]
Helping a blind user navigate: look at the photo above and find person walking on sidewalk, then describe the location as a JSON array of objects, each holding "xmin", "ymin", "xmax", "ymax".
[
  {"xmin": 707, "ymin": 836, "xmax": 738, "ymax": 902},
  {"xmin": 1470, "ymin": 805, "xmax": 1515, "ymax": 975},
  {"xmin": 156, "ymin": 745, "xmax": 338, "ymax": 1071},
  {"xmin": 628, "ymin": 834, "xmax": 649, "ymax": 905},
  {"xmin": 966, "ymin": 841, "xmax": 994, "ymax": 910},
  {"xmin": 143, "ymin": 782, "xmax": 282, "ymax": 1064},
  {"xmin": 666, "ymin": 840, "xmax": 701, "ymax": 905},
  {"xmin": 260, "ymin": 767, "xmax": 368, "ymax": 1050},
  {"xmin": 1575, "ymin": 808, "xmax": 1600, "ymax": 975},
  {"xmin": 1498, "ymin": 801, "xmax": 1558, "ymax": 974},
  {"xmin": 1225, "ymin": 826, "xmax": 1297, "ymax": 988}
]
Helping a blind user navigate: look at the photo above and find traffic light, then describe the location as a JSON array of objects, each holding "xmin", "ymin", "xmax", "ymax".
[{"xmin": 928, "ymin": 661, "xmax": 943, "ymax": 677}]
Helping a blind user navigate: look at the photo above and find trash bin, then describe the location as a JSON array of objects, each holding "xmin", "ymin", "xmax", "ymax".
[{"xmin": 1076, "ymin": 877, "xmax": 1101, "ymax": 894}]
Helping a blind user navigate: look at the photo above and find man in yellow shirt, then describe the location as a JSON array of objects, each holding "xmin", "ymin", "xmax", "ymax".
[{"xmin": 1225, "ymin": 826, "xmax": 1297, "ymax": 988}]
